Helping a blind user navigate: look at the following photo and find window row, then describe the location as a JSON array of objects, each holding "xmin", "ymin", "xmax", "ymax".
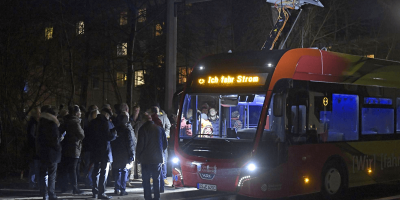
[
  {"xmin": 92, "ymin": 67, "xmax": 190, "ymax": 89},
  {"xmin": 307, "ymin": 93, "xmax": 400, "ymax": 142},
  {"xmin": 45, "ymin": 8, "xmax": 154, "ymax": 40}
]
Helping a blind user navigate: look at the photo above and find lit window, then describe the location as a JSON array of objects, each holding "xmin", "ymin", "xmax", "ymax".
[
  {"xmin": 45, "ymin": 27, "xmax": 53, "ymax": 40},
  {"xmin": 158, "ymin": 55, "xmax": 164, "ymax": 68},
  {"xmin": 117, "ymin": 72, "xmax": 127, "ymax": 87},
  {"xmin": 138, "ymin": 8, "xmax": 146, "ymax": 23},
  {"xmin": 366, "ymin": 54, "xmax": 374, "ymax": 58},
  {"xmin": 76, "ymin": 21, "xmax": 84, "ymax": 35},
  {"xmin": 120, "ymin": 11, "xmax": 128, "ymax": 26},
  {"xmin": 117, "ymin": 43, "xmax": 128, "ymax": 56},
  {"xmin": 155, "ymin": 23, "xmax": 162, "ymax": 36},
  {"xmin": 135, "ymin": 70, "xmax": 145, "ymax": 86},
  {"xmin": 178, "ymin": 67, "xmax": 190, "ymax": 84}
]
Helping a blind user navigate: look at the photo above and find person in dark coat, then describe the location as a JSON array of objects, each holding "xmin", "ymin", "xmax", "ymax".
[
  {"xmin": 58, "ymin": 105, "xmax": 85, "ymax": 194},
  {"xmin": 36, "ymin": 107, "xmax": 61, "ymax": 200},
  {"xmin": 136, "ymin": 113, "xmax": 167, "ymax": 200},
  {"xmin": 26, "ymin": 106, "xmax": 40, "ymax": 189},
  {"xmin": 81, "ymin": 105, "xmax": 99, "ymax": 187},
  {"xmin": 151, "ymin": 103, "xmax": 171, "ymax": 188},
  {"xmin": 111, "ymin": 114, "xmax": 135, "ymax": 196},
  {"xmin": 89, "ymin": 108, "xmax": 117, "ymax": 199}
]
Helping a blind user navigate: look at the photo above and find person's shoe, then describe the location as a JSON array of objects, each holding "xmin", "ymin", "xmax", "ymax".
[
  {"xmin": 98, "ymin": 194, "xmax": 112, "ymax": 199},
  {"xmin": 92, "ymin": 194, "xmax": 98, "ymax": 198},
  {"xmin": 120, "ymin": 190, "xmax": 128, "ymax": 196},
  {"xmin": 164, "ymin": 178, "xmax": 170, "ymax": 185},
  {"xmin": 73, "ymin": 189, "xmax": 84, "ymax": 195},
  {"xmin": 113, "ymin": 189, "xmax": 119, "ymax": 195}
]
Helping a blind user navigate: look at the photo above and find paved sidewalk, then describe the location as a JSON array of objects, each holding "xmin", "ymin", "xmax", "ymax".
[{"xmin": 0, "ymin": 177, "xmax": 199, "ymax": 200}]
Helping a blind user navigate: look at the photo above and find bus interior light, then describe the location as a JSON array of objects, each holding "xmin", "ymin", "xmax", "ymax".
[
  {"xmin": 199, "ymin": 66, "xmax": 204, "ymax": 70},
  {"xmin": 172, "ymin": 157, "xmax": 180, "ymax": 164},
  {"xmin": 267, "ymin": 63, "xmax": 273, "ymax": 67}
]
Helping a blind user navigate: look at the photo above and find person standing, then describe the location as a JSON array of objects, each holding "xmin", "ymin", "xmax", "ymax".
[
  {"xmin": 26, "ymin": 106, "xmax": 41, "ymax": 189},
  {"xmin": 59, "ymin": 105, "xmax": 85, "ymax": 194},
  {"xmin": 36, "ymin": 107, "xmax": 61, "ymax": 200},
  {"xmin": 81, "ymin": 105, "xmax": 99, "ymax": 188},
  {"xmin": 129, "ymin": 105, "xmax": 142, "ymax": 182},
  {"xmin": 136, "ymin": 113, "xmax": 167, "ymax": 200},
  {"xmin": 111, "ymin": 114, "xmax": 135, "ymax": 196},
  {"xmin": 89, "ymin": 108, "xmax": 117, "ymax": 199},
  {"xmin": 151, "ymin": 103, "xmax": 171, "ymax": 187}
]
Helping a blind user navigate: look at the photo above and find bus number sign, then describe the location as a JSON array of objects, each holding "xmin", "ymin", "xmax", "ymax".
[{"xmin": 197, "ymin": 73, "xmax": 268, "ymax": 87}]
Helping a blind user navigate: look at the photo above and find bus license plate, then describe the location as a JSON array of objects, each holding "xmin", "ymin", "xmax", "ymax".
[{"xmin": 197, "ymin": 183, "xmax": 217, "ymax": 191}]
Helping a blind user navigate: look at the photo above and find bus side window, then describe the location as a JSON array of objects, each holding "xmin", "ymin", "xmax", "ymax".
[
  {"xmin": 397, "ymin": 98, "xmax": 400, "ymax": 133},
  {"xmin": 318, "ymin": 94, "xmax": 359, "ymax": 142}
]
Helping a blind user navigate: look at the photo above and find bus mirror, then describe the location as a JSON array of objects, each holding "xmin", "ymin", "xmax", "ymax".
[{"xmin": 273, "ymin": 94, "xmax": 283, "ymax": 117}]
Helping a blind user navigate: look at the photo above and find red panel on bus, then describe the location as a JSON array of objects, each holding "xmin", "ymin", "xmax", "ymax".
[
  {"xmin": 295, "ymin": 55, "xmax": 322, "ymax": 74},
  {"xmin": 321, "ymin": 51, "xmax": 349, "ymax": 76}
]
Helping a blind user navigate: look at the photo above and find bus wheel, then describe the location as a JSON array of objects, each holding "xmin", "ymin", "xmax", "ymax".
[{"xmin": 321, "ymin": 160, "xmax": 348, "ymax": 200}]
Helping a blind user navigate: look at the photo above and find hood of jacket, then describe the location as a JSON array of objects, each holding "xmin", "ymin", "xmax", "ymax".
[
  {"xmin": 40, "ymin": 112, "xmax": 60, "ymax": 127},
  {"xmin": 64, "ymin": 114, "xmax": 81, "ymax": 124}
]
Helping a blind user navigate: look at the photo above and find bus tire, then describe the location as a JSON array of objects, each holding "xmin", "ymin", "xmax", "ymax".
[{"xmin": 321, "ymin": 160, "xmax": 348, "ymax": 200}]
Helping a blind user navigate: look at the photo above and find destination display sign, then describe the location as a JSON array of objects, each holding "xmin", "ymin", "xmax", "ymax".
[{"xmin": 196, "ymin": 73, "xmax": 268, "ymax": 87}]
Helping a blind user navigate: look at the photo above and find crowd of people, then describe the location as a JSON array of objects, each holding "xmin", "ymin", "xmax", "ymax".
[{"xmin": 25, "ymin": 102, "xmax": 171, "ymax": 200}]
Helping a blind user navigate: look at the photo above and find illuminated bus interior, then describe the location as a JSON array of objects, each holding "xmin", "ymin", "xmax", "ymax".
[{"xmin": 179, "ymin": 94, "xmax": 265, "ymax": 140}]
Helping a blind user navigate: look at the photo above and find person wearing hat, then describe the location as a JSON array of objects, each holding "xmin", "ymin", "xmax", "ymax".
[
  {"xmin": 111, "ymin": 114, "xmax": 135, "ymax": 196},
  {"xmin": 88, "ymin": 108, "xmax": 117, "ymax": 199},
  {"xmin": 36, "ymin": 107, "xmax": 61, "ymax": 200},
  {"xmin": 58, "ymin": 105, "xmax": 85, "ymax": 194}
]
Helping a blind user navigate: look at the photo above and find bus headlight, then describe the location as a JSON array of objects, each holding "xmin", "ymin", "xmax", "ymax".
[
  {"xmin": 172, "ymin": 157, "xmax": 180, "ymax": 164},
  {"xmin": 247, "ymin": 163, "xmax": 256, "ymax": 171}
]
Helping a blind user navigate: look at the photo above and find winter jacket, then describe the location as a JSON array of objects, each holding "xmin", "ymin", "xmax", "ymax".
[
  {"xmin": 111, "ymin": 123, "xmax": 135, "ymax": 169},
  {"xmin": 88, "ymin": 114, "xmax": 117, "ymax": 162},
  {"xmin": 36, "ymin": 113, "xmax": 62, "ymax": 164},
  {"xmin": 131, "ymin": 118, "xmax": 144, "ymax": 147},
  {"xmin": 158, "ymin": 110, "xmax": 171, "ymax": 138},
  {"xmin": 61, "ymin": 114, "xmax": 85, "ymax": 158},
  {"xmin": 136, "ymin": 121, "xmax": 167, "ymax": 165}
]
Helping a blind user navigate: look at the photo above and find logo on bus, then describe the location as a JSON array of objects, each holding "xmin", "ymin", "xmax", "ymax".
[
  {"xmin": 199, "ymin": 173, "xmax": 215, "ymax": 180},
  {"xmin": 323, "ymin": 97, "xmax": 329, "ymax": 106},
  {"xmin": 352, "ymin": 153, "xmax": 400, "ymax": 173},
  {"xmin": 197, "ymin": 165, "xmax": 217, "ymax": 174}
]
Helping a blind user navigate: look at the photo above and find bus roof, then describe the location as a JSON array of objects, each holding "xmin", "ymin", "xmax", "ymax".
[{"xmin": 188, "ymin": 48, "xmax": 400, "ymax": 93}]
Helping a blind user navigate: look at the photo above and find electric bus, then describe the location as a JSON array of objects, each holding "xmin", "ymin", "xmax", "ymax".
[{"xmin": 172, "ymin": 48, "xmax": 400, "ymax": 199}]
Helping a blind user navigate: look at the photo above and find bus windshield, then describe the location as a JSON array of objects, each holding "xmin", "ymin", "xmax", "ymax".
[{"xmin": 179, "ymin": 93, "xmax": 265, "ymax": 140}]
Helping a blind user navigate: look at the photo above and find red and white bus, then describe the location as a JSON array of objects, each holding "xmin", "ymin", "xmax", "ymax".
[{"xmin": 172, "ymin": 48, "xmax": 400, "ymax": 199}]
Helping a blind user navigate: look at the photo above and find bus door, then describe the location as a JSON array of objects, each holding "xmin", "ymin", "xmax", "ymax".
[
  {"xmin": 255, "ymin": 92, "xmax": 288, "ymax": 194},
  {"xmin": 286, "ymin": 87, "xmax": 315, "ymax": 194}
]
